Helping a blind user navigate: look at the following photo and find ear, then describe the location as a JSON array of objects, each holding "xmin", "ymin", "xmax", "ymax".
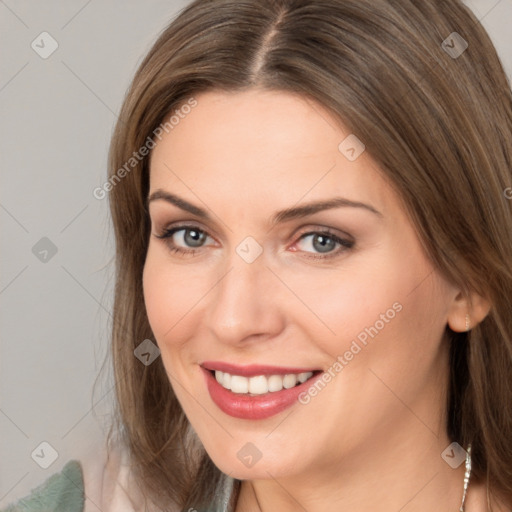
[{"xmin": 447, "ymin": 289, "xmax": 492, "ymax": 332}]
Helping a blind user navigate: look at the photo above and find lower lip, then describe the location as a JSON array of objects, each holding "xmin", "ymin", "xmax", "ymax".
[{"xmin": 201, "ymin": 367, "xmax": 322, "ymax": 420}]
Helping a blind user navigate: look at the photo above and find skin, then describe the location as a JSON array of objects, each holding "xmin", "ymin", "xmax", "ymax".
[{"xmin": 143, "ymin": 89, "xmax": 496, "ymax": 512}]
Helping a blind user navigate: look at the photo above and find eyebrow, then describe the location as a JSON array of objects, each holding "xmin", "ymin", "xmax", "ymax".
[{"xmin": 146, "ymin": 189, "xmax": 383, "ymax": 225}]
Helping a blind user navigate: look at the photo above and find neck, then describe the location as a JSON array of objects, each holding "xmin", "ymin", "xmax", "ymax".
[{"xmin": 235, "ymin": 426, "xmax": 468, "ymax": 512}]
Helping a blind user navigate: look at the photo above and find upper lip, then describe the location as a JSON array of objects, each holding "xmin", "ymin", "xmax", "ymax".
[{"xmin": 201, "ymin": 361, "xmax": 321, "ymax": 377}]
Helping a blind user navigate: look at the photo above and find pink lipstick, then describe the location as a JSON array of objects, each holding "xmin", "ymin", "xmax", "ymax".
[{"xmin": 201, "ymin": 362, "xmax": 323, "ymax": 420}]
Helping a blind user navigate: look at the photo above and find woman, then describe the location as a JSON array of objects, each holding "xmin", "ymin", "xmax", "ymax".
[{"xmin": 3, "ymin": 0, "xmax": 511, "ymax": 511}]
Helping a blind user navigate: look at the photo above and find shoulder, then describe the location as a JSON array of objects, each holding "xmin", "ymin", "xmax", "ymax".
[
  {"xmin": 0, "ymin": 459, "xmax": 85, "ymax": 512},
  {"xmin": 0, "ymin": 438, "xmax": 145, "ymax": 512},
  {"xmin": 1, "ymin": 438, "xmax": 178, "ymax": 512}
]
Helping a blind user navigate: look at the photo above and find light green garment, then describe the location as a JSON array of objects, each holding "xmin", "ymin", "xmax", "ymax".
[
  {"xmin": 0, "ymin": 459, "xmax": 236, "ymax": 512},
  {"xmin": 1, "ymin": 460, "xmax": 84, "ymax": 512}
]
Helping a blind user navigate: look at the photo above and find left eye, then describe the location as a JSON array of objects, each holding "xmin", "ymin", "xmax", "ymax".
[{"xmin": 295, "ymin": 231, "xmax": 353, "ymax": 256}]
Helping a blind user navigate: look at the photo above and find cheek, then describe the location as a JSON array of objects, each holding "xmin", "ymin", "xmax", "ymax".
[
  {"xmin": 327, "ymin": 262, "xmax": 451, "ymax": 405},
  {"xmin": 289, "ymin": 248, "xmax": 445, "ymax": 370},
  {"xmin": 142, "ymin": 248, "xmax": 205, "ymax": 353},
  {"xmin": 281, "ymin": 254, "xmax": 405, "ymax": 344}
]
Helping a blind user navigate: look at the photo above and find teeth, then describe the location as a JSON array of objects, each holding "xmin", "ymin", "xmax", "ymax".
[
  {"xmin": 221, "ymin": 372, "xmax": 231, "ymax": 390},
  {"xmin": 297, "ymin": 372, "xmax": 310, "ymax": 383},
  {"xmin": 214, "ymin": 370, "xmax": 314, "ymax": 395},
  {"xmin": 230, "ymin": 375, "xmax": 249, "ymax": 393},
  {"xmin": 283, "ymin": 374, "xmax": 297, "ymax": 389},
  {"xmin": 248, "ymin": 375, "xmax": 268, "ymax": 394},
  {"xmin": 268, "ymin": 375, "xmax": 283, "ymax": 392}
]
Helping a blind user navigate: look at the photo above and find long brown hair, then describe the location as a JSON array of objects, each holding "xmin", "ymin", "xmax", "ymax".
[{"xmin": 101, "ymin": 0, "xmax": 512, "ymax": 510}]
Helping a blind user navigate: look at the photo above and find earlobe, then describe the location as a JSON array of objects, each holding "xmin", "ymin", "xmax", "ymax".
[{"xmin": 447, "ymin": 290, "xmax": 492, "ymax": 332}]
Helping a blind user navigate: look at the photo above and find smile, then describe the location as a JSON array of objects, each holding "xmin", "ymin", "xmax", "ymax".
[
  {"xmin": 214, "ymin": 370, "xmax": 314, "ymax": 395},
  {"xmin": 201, "ymin": 362, "xmax": 323, "ymax": 420}
]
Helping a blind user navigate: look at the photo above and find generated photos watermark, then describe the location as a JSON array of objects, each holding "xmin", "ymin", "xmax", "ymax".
[
  {"xmin": 298, "ymin": 301, "xmax": 403, "ymax": 404},
  {"xmin": 93, "ymin": 97, "xmax": 198, "ymax": 200}
]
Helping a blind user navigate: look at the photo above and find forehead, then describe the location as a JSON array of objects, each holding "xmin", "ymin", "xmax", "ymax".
[{"xmin": 148, "ymin": 89, "xmax": 395, "ymax": 219}]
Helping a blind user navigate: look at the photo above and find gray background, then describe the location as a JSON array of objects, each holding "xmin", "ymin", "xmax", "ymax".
[{"xmin": 1, "ymin": 0, "xmax": 511, "ymax": 506}]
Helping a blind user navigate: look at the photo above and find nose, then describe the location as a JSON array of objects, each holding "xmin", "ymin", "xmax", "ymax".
[{"xmin": 206, "ymin": 247, "xmax": 286, "ymax": 346}]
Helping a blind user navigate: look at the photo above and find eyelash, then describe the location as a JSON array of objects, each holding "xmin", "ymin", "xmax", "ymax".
[{"xmin": 154, "ymin": 224, "xmax": 354, "ymax": 260}]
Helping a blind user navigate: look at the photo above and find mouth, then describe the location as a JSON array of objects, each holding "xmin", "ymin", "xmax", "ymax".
[
  {"xmin": 200, "ymin": 362, "xmax": 323, "ymax": 419},
  {"xmin": 207, "ymin": 368, "xmax": 321, "ymax": 396}
]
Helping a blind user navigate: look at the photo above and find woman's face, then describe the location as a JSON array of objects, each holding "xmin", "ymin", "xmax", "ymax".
[{"xmin": 143, "ymin": 89, "xmax": 459, "ymax": 481}]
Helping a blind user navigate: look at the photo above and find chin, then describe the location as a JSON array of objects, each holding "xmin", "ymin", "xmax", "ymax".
[{"xmin": 204, "ymin": 444, "xmax": 302, "ymax": 481}]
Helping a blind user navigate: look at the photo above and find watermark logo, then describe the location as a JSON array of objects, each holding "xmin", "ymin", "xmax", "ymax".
[
  {"xmin": 31, "ymin": 32, "xmax": 58, "ymax": 59},
  {"xmin": 338, "ymin": 134, "xmax": 365, "ymax": 161},
  {"xmin": 237, "ymin": 442, "xmax": 263, "ymax": 468},
  {"xmin": 441, "ymin": 441, "xmax": 467, "ymax": 469},
  {"xmin": 134, "ymin": 339, "xmax": 161, "ymax": 366},
  {"xmin": 32, "ymin": 237, "xmax": 58, "ymax": 263},
  {"xmin": 236, "ymin": 236, "xmax": 263, "ymax": 263},
  {"xmin": 441, "ymin": 32, "xmax": 468, "ymax": 59},
  {"xmin": 31, "ymin": 441, "xmax": 59, "ymax": 469}
]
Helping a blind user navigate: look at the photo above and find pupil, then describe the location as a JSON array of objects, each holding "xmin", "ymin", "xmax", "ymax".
[
  {"xmin": 313, "ymin": 234, "xmax": 334, "ymax": 253},
  {"xmin": 185, "ymin": 229, "xmax": 205, "ymax": 247}
]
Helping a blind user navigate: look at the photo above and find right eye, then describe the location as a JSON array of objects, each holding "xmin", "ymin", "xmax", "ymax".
[{"xmin": 154, "ymin": 225, "xmax": 215, "ymax": 256}]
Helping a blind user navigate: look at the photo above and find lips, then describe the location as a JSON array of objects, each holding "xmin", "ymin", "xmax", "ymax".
[{"xmin": 201, "ymin": 361, "xmax": 323, "ymax": 420}]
